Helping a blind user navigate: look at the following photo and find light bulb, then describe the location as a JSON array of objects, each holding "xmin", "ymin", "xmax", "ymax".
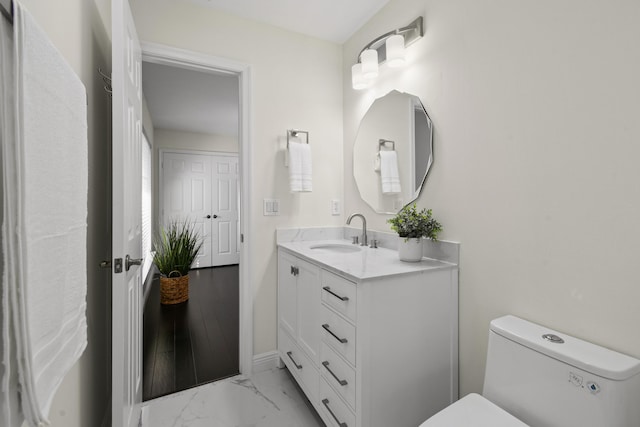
[
  {"xmin": 361, "ymin": 49, "xmax": 379, "ymax": 80},
  {"xmin": 386, "ymin": 34, "xmax": 405, "ymax": 68},
  {"xmin": 351, "ymin": 63, "xmax": 368, "ymax": 90}
]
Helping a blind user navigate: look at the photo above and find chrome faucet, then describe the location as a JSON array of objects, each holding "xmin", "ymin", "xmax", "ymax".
[{"xmin": 346, "ymin": 213, "xmax": 367, "ymax": 246}]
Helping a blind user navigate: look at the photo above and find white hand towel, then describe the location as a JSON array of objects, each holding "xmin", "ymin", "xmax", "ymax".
[
  {"xmin": 288, "ymin": 141, "xmax": 312, "ymax": 192},
  {"xmin": 2, "ymin": 4, "xmax": 88, "ymax": 426},
  {"xmin": 380, "ymin": 150, "xmax": 401, "ymax": 194}
]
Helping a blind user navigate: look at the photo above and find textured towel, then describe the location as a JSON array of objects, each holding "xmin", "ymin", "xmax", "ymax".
[
  {"xmin": 380, "ymin": 150, "xmax": 401, "ymax": 194},
  {"xmin": 2, "ymin": 3, "xmax": 88, "ymax": 425},
  {"xmin": 288, "ymin": 141, "xmax": 312, "ymax": 192},
  {"xmin": 0, "ymin": 9, "xmax": 23, "ymax": 427}
]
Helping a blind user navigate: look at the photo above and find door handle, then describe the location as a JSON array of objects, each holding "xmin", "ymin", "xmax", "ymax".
[
  {"xmin": 205, "ymin": 214, "xmax": 219, "ymax": 219},
  {"xmin": 125, "ymin": 254, "xmax": 143, "ymax": 271},
  {"xmin": 213, "ymin": 214, "xmax": 218, "ymax": 218}
]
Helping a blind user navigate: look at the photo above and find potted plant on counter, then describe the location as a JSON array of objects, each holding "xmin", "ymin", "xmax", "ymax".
[
  {"xmin": 153, "ymin": 220, "xmax": 203, "ymax": 304},
  {"xmin": 388, "ymin": 203, "xmax": 442, "ymax": 262}
]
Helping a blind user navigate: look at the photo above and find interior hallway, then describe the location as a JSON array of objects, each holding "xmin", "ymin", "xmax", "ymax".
[{"xmin": 143, "ymin": 265, "xmax": 240, "ymax": 400}]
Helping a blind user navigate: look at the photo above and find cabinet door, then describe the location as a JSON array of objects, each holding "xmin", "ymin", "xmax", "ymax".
[
  {"xmin": 278, "ymin": 251, "xmax": 298, "ymax": 338},
  {"xmin": 296, "ymin": 259, "xmax": 321, "ymax": 364}
]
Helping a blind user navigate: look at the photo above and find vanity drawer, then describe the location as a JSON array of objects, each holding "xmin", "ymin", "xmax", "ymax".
[
  {"xmin": 278, "ymin": 328, "xmax": 319, "ymax": 402},
  {"xmin": 319, "ymin": 377, "xmax": 356, "ymax": 427},
  {"xmin": 321, "ymin": 305, "xmax": 356, "ymax": 366},
  {"xmin": 321, "ymin": 270, "xmax": 357, "ymax": 322},
  {"xmin": 320, "ymin": 342, "xmax": 356, "ymax": 410}
]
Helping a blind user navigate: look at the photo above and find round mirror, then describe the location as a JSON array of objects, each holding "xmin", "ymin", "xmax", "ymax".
[{"xmin": 353, "ymin": 90, "xmax": 433, "ymax": 214}]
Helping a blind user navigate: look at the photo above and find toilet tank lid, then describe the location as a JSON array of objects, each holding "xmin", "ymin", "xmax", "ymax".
[{"xmin": 490, "ymin": 315, "xmax": 640, "ymax": 381}]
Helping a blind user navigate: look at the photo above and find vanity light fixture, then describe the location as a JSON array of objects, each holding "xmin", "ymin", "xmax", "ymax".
[
  {"xmin": 385, "ymin": 34, "xmax": 405, "ymax": 68},
  {"xmin": 361, "ymin": 49, "xmax": 379, "ymax": 80},
  {"xmin": 351, "ymin": 63, "xmax": 369, "ymax": 90},
  {"xmin": 351, "ymin": 16, "xmax": 424, "ymax": 90}
]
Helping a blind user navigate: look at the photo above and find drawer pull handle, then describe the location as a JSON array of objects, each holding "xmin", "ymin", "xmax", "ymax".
[
  {"xmin": 286, "ymin": 351, "xmax": 302, "ymax": 370},
  {"xmin": 322, "ymin": 361, "xmax": 348, "ymax": 386},
  {"xmin": 323, "ymin": 286, "xmax": 349, "ymax": 302},
  {"xmin": 322, "ymin": 398, "xmax": 348, "ymax": 427},
  {"xmin": 322, "ymin": 324, "xmax": 348, "ymax": 344}
]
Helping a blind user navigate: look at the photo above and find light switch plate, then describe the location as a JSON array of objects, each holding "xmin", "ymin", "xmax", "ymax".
[
  {"xmin": 263, "ymin": 199, "xmax": 280, "ymax": 216},
  {"xmin": 330, "ymin": 199, "xmax": 340, "ymax": 216}
]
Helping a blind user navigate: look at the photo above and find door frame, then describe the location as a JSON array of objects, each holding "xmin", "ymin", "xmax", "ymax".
[{"xmin": 142, "ymin": 42, "xmax": 254, "ymax": 376}]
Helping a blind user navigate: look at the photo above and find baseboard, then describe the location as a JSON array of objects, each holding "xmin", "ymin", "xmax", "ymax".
[{"xmin": 252, "ymin": 351, "xmax": 280, "ymax": 373}]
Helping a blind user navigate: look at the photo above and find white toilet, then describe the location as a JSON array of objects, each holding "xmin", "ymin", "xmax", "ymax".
[{"xmin": 421, "ymin": 315, "xmax": 640, "ymax": 426}]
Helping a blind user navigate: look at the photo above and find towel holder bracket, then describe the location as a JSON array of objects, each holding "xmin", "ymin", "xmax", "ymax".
[
  {"xmin": 379, "ymin": 139, "xmax": 395, "ymax": 151},
  {"xmin": 287, "ymin": 129, "xmax": 309, "ymax": 147}
]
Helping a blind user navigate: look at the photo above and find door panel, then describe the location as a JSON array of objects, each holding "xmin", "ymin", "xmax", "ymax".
[
  {"xmin": 296, "ymin": 260, "xmax": 321, "ymax": 364},
  {"xmin": 211, "ymin": 156, "xmax": 239, "ymax": 266},
  {"xmin": 112, "ymin": 0, "xmax": 143, "ymax": 426},
  {"xmin": 278, "ymin": 252, "xmax": 297, "ymax": 338},
  {"xmin": 161, "ymin": 152, "xmax": 212, "ymax": 268}
]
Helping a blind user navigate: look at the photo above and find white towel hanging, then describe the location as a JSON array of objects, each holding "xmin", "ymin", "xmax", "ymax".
[
  {"xmin": 1, "ymin": 4, "xmax": 88, "ymax": 425},
  {"xmin": 379, "ymin": 150, "xmax": 401, "ymax": 194},
  {"xmin": 288, "ymin": 141, "xmax": 312, "ymax": 192}
]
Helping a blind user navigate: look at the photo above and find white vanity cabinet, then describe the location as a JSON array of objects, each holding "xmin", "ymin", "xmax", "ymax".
[{"xmin": 277, "ymin": 244, "xmax": 459, "ymax": 427}]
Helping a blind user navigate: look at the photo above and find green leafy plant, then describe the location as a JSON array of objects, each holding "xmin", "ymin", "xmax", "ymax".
[
  {"xmin": 387, "ymin": 203, "xmax": 443, "ymax": 240},
  {"xmin": 152, "ymin": 220, "xmax": 203, "ymax": 276}
]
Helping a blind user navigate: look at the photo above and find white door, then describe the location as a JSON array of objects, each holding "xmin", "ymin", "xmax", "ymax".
[
  {"xmin": 161, "ymin": 152, "xmax": 239, "ymax": 267},
  {"xmin": 112, "ymin": 0, "xmax": 143, "ymax": 426},
  {"xmin": 160, "ymin": 152, "xmax": 212, "ymax": 268},
  {"xmin": 210, "ymin": 155, "xmax": 240, "ymax": 266}
]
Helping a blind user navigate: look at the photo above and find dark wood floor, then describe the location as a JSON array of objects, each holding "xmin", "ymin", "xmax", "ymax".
[{"xmin": 143, "ymin": 265, "xmax": 239, "ymax": 401}]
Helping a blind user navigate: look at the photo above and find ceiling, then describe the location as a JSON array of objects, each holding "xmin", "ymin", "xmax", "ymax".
[
  {"xmin": 143, "ymin": 1, "xmax": 389, "ymax": 137},
  {"xmin": 142, "ymin": 62, "xmax": 239, "ymax": 136},
  {"xmin": 184, "ymin": 0, "xmax": 390, "ymax": 43}
]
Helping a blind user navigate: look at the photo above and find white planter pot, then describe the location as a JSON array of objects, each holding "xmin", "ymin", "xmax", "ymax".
[{"xmin": 397, "ymin": 237, "xmax": 423, "ymax": 262}]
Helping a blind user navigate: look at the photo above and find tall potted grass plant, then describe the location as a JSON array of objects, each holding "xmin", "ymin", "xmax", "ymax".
[{"xmin": 153, "ymin": 220, "xmax": 203, "ymax": 304}]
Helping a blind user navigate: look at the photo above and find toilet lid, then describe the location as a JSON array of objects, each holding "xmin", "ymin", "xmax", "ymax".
[{"xmin": 419, "ymin": 393, "xmax": 529, "ymax": 427}]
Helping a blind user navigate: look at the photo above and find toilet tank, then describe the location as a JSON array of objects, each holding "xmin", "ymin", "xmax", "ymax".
[{"xmin": 483, "ymin": 315, "xmax": 640, "ymax": 427}]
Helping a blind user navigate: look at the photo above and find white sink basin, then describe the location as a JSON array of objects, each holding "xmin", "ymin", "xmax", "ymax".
[{"xmin": 309, "ymin": 243, "xmax": 362, "ymax": 253}]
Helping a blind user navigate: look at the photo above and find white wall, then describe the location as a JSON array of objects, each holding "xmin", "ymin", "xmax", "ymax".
[
  {"xmin": 154, "ymin": 128, "xmax": 237, "ymax": 153},
  {"xmin": 17, "ymin": 0, "xmax": 112, "ymax": 426},
  {"xmin": 344, "ymin": 0, "xmax": 640, "ymax": 395},
  {"xmin": 129, "ymin": 0, "xmax": 344, "ymax": 355}
]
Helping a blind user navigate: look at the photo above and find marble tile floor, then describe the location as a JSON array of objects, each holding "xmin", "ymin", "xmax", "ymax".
[{"xmin": 142, "ymin": 367, "xmax": 325, "ymax": 427}]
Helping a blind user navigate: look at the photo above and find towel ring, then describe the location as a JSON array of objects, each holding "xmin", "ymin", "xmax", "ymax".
[
  {"xmin": 378, "ymin": 139, "xmax": 395, "ymax": 151},
  {"xmin": 287, "ymin": 129, "xmax": 309, "ymax": 147}
]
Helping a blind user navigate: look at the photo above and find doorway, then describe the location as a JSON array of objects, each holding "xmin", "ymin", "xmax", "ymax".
[{"xmin": 140, "ymin": 44, "xmax": 252, "ymax": 400}]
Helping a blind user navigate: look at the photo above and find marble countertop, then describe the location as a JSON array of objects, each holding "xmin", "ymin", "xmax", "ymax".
[{"xmin": 277, "ymin": 239, "xmax": 456, "ymax": 282}]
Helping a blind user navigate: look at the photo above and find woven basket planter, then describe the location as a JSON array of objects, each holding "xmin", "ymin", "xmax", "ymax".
[{"xmin": 160, "ymin": 271, "xmax": 189, "ymax": 305}]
